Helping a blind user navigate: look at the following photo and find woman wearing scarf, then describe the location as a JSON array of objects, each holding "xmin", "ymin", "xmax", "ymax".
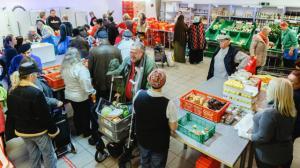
[
  {"xmin": 250, "ymin": 26, "xmax": 272, "ymax": 68},
  {"xmin": 188, "ymin": 16, "xmax": 206, "ymax": 64},
  {"xmin": 173, "ymin": 15, "xmax": 188, "ymax": 63}
]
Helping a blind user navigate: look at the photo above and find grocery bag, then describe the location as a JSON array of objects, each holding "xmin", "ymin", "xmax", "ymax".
[{"xmin": 244, "ymin": 57, "xmax": 257, "ymax": 74}]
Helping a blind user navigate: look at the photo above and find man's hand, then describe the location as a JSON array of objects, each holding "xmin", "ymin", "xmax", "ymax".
[{"xmin": 57, "ymin": 101, "xmax": 63, "ymax": 107}]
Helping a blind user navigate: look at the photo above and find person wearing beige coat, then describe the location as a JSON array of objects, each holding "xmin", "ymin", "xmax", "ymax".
[{"xmin": 250, "ymin": 26, "xmax": 272, "ymax": 67}]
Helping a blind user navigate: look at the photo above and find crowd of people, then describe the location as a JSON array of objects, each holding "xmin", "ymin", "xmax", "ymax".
[{"xmin": 0, "ymin": 10, "xmax": 299, "ymax": 168}]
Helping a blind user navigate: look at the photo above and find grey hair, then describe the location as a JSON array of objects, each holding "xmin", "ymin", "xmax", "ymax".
[
  {"xmin": 61, "ymin": 47, "xmax": 82, "ymax": 72},
  {"xmin": 131, "ymin": 40, "xmax": 145, "ymax": 52}
]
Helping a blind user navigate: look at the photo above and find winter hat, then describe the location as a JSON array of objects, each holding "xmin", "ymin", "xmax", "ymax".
[
  {"xmin": 98, "ymin": 30, "xmax": 108, "ymax": 39},
  {"xmin": 123, "ymin": 30, "xmax": 133, "ymax": 38},
  {"xmin": 147, "ymin": 69, "xmax": 166, "ymax": 89},
  {"xmin": 19, "ymin": 43, "xmax": 31, "ymax": 54},
  {"xmin": 193, "ymin": 16, "xmax": 200, "ymax": 23},
  {"xmin": 18, "ymin": 61, "xmax": 40, "ymax": 77}
]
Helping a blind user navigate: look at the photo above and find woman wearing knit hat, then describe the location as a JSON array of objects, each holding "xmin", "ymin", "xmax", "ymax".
[{"xmin": 133, "ymin": 69, "xmax": 178, "ymax": 168}]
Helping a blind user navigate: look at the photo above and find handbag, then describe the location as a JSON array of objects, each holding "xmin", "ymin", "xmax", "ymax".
[{"xmin": 245, "ymin": 57, "xmax": 257, "ymax": 74}]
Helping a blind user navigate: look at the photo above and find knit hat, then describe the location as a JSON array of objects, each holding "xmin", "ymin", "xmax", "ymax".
[
  {"xmin": 123, "ymin": 30, "xmax": 132, "ymax": 38},
  {"xmin": 98, "ymin": 30, "xmax": 108, "ymax": 39},
  {"xmin": 147, "ymin": 69, "xmax": 166, "ymax": 89},
  {"xmin": 19, "ymin": 43, "xmax": 31, "ymax": 54},
  {"xmin": 18, "ymin": 61, "xmax": 40, "ymax": 77}
]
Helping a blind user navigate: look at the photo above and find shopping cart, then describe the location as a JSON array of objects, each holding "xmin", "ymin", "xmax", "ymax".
[{"xmin": 257, "ymin": 53, "xmax": 296, "ymax": 77}]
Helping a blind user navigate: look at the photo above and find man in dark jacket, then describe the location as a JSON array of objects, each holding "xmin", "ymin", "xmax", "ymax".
[
  {"xmin": 7, "ymin": 61, "xmax": 59, "ymax": 167},
  {"xmin": 88, "ymin": 31, "xmax": 122, "ymax": 100},
  {"xmin": 207, "ymin": 34, "xmax": 249, "ymax": 80},
  {"xmin": 61, "ymin": 15, "xmax": 73, "ymax": 36},
  {"xmin": 94, "ymin": 18, "xmax": 107, "ymax": 40},
  {"xmin": 46, "ymin": 9, "xmax": 61, "ymax": 31},
  {"xmin": 107, "ymin": 16, "xmax": 119, "ymax": 45},
  {"xmin": 70, "ymin": 27, "xmax": 90, "ymax": 58}
]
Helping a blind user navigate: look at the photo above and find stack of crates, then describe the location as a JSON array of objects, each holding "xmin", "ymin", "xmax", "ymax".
[{"xmin": 195, "ymin": 154, "xmax": 220, "ymax": 168}]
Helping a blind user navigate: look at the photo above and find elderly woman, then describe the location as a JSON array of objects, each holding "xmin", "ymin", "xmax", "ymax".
[
  {"xmin": 61, "ymin": 48, "xmax": 96, "ymax": 137},
  {"xmin": 239, "ymin": 78, "xmax": 296, "ymax": 168},
  {"xmin": 36, "ymin": 20, "xmax": 55, "ymax": 40},
  {"xmin": 250, "ymin": 26, "xmax": 271, "ymax": 68}
]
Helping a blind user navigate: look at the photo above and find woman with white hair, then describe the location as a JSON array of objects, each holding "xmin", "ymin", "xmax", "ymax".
[
  {"xmin": 61, "ymin": 48, "xmax": 96, "ymax": 137},
  {"xmin": 238, "ymin": 78, "xmax": 296, "ymax": 168},
  {"xmin": 250, "ymin": 26, "xmax": 272, "ymax": 68}
]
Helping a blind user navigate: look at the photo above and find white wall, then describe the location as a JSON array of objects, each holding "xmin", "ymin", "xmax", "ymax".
[{"xmin": 0, "ymin": 0, "xmax": 122, "ymax": 22}]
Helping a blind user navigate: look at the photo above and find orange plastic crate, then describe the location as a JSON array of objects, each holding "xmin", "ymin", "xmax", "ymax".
[
  {"xmin": 42, "ymin": 65, "xmax": 61, "ymax": 74},
  {"xmin": 43, "ymin": 72, "xmax": 64, "ymax": 89},
  {"xmin": 180, "ymin": 90, "xmax": 230, "ymax": 122},
  {"xmin": 195, "ymin": 155, "xmax": 221, "ymax": 168}
]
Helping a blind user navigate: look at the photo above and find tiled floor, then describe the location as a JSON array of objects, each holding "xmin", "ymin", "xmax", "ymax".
[{"xmin": 5, "ymin": 49, "xmax": 300, "ymax": 168}]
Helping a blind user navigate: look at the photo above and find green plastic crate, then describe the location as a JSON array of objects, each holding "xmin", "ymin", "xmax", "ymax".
[
  {"xmin": 206, "ymin": 28, "xmax": 219, "ymax": 41},
  {"xmin": 177, "ymin": 113, "xmax": 216, "ymax": 144}
]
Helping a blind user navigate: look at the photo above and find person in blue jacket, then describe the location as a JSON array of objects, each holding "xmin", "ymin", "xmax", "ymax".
[{"xmin": 8, "ymin": 43, "xmax": 42, "ymax": 77}]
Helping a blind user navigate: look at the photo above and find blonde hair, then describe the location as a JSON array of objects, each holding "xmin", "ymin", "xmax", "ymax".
[{"xmin": 267, "ymin": 78, "xmax": 296, "ymax": 117}]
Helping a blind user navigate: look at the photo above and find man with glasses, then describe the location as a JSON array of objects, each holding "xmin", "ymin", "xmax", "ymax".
[
  {"xmin": 207, "ymin": 34, "xmax": 249, "ymax": 80},
  {"xmin": 8, "ymin": 43, "xmax": 42, "ymax": 77}
]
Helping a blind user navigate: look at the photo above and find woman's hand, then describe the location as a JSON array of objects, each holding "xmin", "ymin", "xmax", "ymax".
[
  {"xmin": 57, "ymin": 101, "xmax": 63, "ymax": 107},
  {"xmin": 91, "ymin": 94, "xmax": 96, "ymax": 103}
]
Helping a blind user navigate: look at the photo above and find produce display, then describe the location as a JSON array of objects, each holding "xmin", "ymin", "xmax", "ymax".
[
  {"xmin": 186, "ymin": 94, "xmax": 226, "ymax": 111},
  {"xmin": 180, "ymin": 90, "xmax": 230, "ymax": 122},
  {"xmin": 223, "ymin": 70, "xmax": 261, "ymax": 112},
  {"xmin": 223, "ymin": 22, "xmax": 254, "ymax": 33}
]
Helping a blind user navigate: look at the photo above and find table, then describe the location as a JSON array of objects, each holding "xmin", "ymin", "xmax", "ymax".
[
  {"xmin": 173, "ymin": 77, "xmax": 250, "ymax": 168},
  {"xmin": 32, "ymin": 43, "xmax": 56, "ymax": 64}
]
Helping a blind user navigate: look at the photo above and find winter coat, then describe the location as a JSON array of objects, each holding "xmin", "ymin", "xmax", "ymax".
[
  {"xmin": 88, "ymin": 41, "xmax": 122, "ymax": 92},
  {"xmin": 250, "ymin": 34, "xmax": 268, "ymax": 67},
  {"xmin": 188, "ymin": 22, "xmax": 206, "ymax": 50}
]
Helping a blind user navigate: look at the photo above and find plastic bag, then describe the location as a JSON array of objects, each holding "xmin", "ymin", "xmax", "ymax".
[
  {"xmin": 41, "ymin": 36, "xmax": 59, "ymax": 55},
  {"xmin": 244, "ymin": 57, "xmax": 257, "ymax": 74}
]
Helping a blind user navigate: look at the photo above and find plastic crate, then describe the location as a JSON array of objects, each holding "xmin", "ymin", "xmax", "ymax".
[
  {"xmin": 195, "ymin": 154, "xmax": 221, "ymax": 168},
  {"xmin": 177, "ymin": 113, "xmax": 216, "ymax": 144},
  {"xmin": 180, "ymin": 90, "xmax": 230, "ymax": 122},
  {"xmin": 99, "ymin": 126, "xmax": 129, "ymax": 142},
  {"xmin": 43, "ymin": 72, "xmax": 64, "ymax": 89},
  {"xmin": 42, "ymin": 65, "xmax": 61, "ymax": 74}
]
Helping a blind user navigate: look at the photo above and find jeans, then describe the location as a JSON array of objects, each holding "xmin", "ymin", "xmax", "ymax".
[
  {"xmin": 22, "ymin": 134, "xmax": 57, "ymax": 168},
  {"xmin": 139, "ymin": 144, "xmax": 168, "ymax": 168}
]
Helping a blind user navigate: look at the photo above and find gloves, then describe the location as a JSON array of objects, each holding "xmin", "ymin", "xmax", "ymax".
[{"xmin": 238, "ymin": 129, "xmax": 252, "ymax": 140}]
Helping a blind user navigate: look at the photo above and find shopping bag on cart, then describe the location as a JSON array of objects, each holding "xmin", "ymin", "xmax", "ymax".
[{"xmin": 245, "ymin": 57, "xmax": 257, "ymax": 74}]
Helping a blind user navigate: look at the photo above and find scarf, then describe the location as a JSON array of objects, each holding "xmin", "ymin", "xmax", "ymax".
[
  {"xmin": 19, "ymin": 80, "xmax": 39, "ymax": 89},
  {"xmin": 259, "ymin": 32, "xmax": 269, "ymax": 45}
]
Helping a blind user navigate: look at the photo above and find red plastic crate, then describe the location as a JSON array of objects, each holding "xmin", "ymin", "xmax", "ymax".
[
  {"xmin": 195, "ymin": 154, "xmax": 221, "ymax": 168},
  {"xmin": 180, "ymin": 90, "xmax": 230, "ymax": 122},
  {"xmin": 43, "ymin": 72, "xmax": 64, "ymax": 89},
  {"xmin": 42, "ymin": 65, "xmax": 61, "ymax": 74}
]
